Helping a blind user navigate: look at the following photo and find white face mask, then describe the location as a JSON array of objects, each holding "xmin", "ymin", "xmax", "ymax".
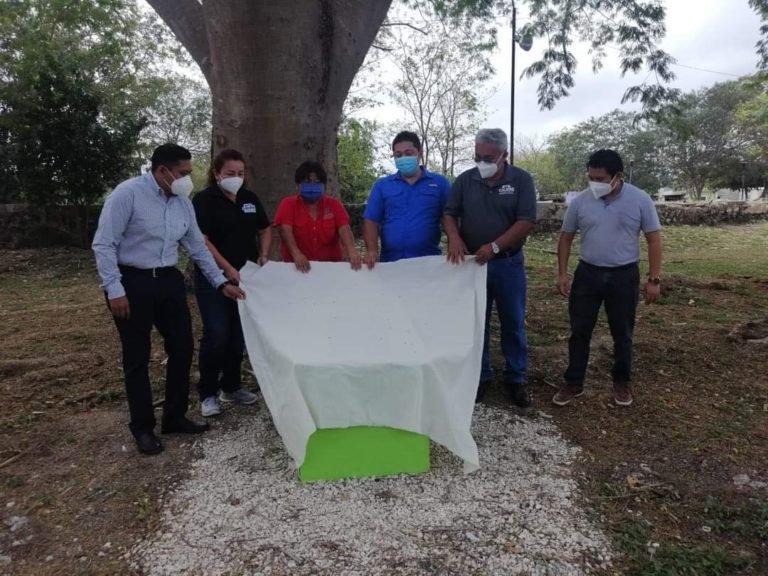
[
  {"xmin": 171, "ymin": 175, "xmax": 194, "ymax": 198},
  {"xmin": 219, "ymin": 177, "xmax": 243, "ymax": 195},
  {"xmin": 589, "ymin": 180, "xmax": 613, "ymax": 199},
  {"xmin": 477, "ymin": 160, "xmax": 499, "ymax": 179}
]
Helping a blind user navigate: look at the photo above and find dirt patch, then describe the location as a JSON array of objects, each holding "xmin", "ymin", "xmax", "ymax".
[{"xmin": 2, "ymin": 227, "xmax": 768, "ymax": 574}]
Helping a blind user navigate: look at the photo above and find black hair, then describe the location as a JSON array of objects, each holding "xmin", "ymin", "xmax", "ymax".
[
  {"xmin": 391, "ymin": 131, "xmax": 422, "ymax": 152},
  {"xmin": 207, "ymin": 148, "xmax": 246, "ymax": 187},
  {"xmin": 150, "ymin": 143, "xmax": 192, "ymax": 172},
  {"xmin": 586, "ymin": 149, "xmax": 624, "ymax": 177},
  {"xmin": 294, "ymin": 161, "xmax": 328, "ymax": 184}
]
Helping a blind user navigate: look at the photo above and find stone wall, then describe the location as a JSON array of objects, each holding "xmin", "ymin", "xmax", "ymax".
[
  {"xmin": 0, "ymin": 204, "xmax": 100, "ymax": 249},
  {"xmin": 2, "ymin": 200, "xmax": 767, "ymax": 249},
  {"xmin": 532, "ymin": 201, "xmax": 768, "ymax": 233}
]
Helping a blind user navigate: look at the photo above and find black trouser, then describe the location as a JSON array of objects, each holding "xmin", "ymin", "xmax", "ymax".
[
  {"xmin": 564, "ymin": 260, "xmax": 640, "ymax": 386},
  {"xmin": 194, "ymin": 267, "xmax": 244, "ymax": 400},
  {"xmin": 111, "ymin": 266, "xmax": 194, "ymax": 437}
]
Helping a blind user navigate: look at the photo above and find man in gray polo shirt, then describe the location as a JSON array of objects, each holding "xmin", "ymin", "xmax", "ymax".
[
  {"xmin": 554, "ymin": 149, "xmax": 662, "ymax": 407},
  {"xmin": 445, "ymin": 128, "xmax": 537, "ymax": 407}
]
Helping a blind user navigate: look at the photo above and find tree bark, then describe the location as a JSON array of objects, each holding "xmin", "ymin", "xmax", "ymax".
[{"xmin": 148, "ymin": 0, "xmax": 392, "ymax": 219}]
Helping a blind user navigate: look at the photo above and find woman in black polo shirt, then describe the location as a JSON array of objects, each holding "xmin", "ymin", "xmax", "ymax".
[{"xmin": 192, "ymin": 149, "xmax": 271, "ymax": 417}]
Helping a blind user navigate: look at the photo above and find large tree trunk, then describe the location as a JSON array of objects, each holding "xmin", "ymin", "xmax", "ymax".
[{"xmin": 147, "ymin": 0, "xmax": 392, "ymax": 218}]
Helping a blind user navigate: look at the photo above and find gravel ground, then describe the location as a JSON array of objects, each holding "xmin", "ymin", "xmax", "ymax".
[{"xmin": 130, "ymin": 405, "xmax": 613, "ymax": 575}]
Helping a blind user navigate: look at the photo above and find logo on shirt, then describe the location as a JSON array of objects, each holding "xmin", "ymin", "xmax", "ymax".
[
  {"xmin": 498, "ymin": 184, "xmax": 515, "ymax": 195},
  {"xmin": 242, "ymin": 203, "xmax": 257, "ymax": 214},
  {"xmin": 428, "ymin": 183, "xmax": 438, "ymax": 188}
]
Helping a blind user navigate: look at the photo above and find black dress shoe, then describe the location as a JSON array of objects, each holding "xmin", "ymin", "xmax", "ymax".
[
  {"xmin": 135, "ymin": 431, "xmax": 164, "ymax": 455},
  {"xmin": 509, "ymin": 384, "xmax": 532, "ymax": 408},
  {"xmin": 161, "ymin": 417, "xmax": 210, "ymax": 434}
]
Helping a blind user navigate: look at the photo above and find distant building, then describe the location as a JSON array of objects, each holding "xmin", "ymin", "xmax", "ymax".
[{"xmin": 658, "ymin": 187, "xmax": 687, "ymax": 202}]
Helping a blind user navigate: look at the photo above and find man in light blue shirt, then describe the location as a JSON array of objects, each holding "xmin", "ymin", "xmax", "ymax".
[
  {"xmin": 554, "ymin": 149, "xmax": 662, "ymax": 408},
  {"xmin": 362, "ymin": 131, "xmax": 451, "ymax": 266},
  {"xmin": 93, "ymin": 143, "xmax": 244, "ymax": 455}
]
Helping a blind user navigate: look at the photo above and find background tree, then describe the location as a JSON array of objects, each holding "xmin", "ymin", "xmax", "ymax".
[
  {"xmin": 141, "ymin": 74, "xmax": 213, "ymax": 156},
  {"xmin": 0, "ymin": 0, "xmax": 176, "ymax": 207},
  {"xmin": 337, "ymin": 117, "xmax": 384, "ymax": 203},
  {"xmin": 514, "ymin": 135, "xmax": 569, "ymax": 197},
  {"xmin": 144, "ymin": 0, "xmax": 693, "ymax": 212},
  {"xmin": 655, "ymin": 81, "xmax": 754, "ymax": 199},
  {"xmin": 547, "ymin": 110, "xmax": 674, "ymax": 195}
]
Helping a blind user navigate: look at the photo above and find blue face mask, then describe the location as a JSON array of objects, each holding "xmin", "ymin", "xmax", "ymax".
[
  {"xmin": 395, "ymin": 156, "xmax": 419, "ymax": 177},
  {"xmin": 299, "ymin": 182, "xmax": 323, "ymax": 201}
]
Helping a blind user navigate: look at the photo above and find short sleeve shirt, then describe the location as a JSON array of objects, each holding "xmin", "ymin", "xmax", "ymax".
[
  {"xmin": 363, "ymin": 168, "xmax": 451, "ymax": 262},
  {"xmin": 192, "ymin": 185, "xmax": 270, "ymax": 270},
  {"xmin": 274, "ymin": 195, "xmax": 350, "ymax": 262},
  {"xmin": 561, "ymin": 182, "xmax": 661, "ymax": 267},
  {"xmin": 445, "ymin": 164, "xmax": 537, "ymax": 253}
]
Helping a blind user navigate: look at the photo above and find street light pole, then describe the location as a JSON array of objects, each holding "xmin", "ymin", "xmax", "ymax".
[
  {"xmin": 509, "ymin": 5, "xmax": 532, "ymax": 167},
  {"xmin": 510, "ymin": 4, "xmax": 517, "ymax": 165},
  {"xmin": 629, "ymin": 160, "xmax": 634, "ymax": 184}
]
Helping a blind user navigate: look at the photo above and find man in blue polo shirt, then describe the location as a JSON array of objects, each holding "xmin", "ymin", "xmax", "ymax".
[
  {"xmin": 362, "ymin": 131, "xmax": 451, "ymax": 267},
  {"xmin": 554, "ymin": 149, "xmax": 662, "ymax": 407},
  {"xmin": 445, "ymin": 128, "xmax": 537, "ymax": 408}
]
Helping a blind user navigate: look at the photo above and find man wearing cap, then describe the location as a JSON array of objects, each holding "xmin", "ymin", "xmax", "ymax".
[
  {"xmin": 93, "ymin": 143, "xmax": 245, "ymax": 455},
  {"xmin": 445, "ymin": 128, "xmax": 537, "ymax": 407}
]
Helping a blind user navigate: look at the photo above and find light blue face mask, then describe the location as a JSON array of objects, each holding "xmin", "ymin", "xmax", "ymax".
[
  {"xmin": 395, "ymin": 156, "xmax": 419, "ymax": 177},
  {"xmin": 299, "ymin": 182, "xmax": 324, "ymax": 201}
]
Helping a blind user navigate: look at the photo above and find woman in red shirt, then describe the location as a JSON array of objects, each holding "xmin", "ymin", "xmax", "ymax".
[{"xmin": 274, "ymin": 161, "xmax": 362, "ymax": 272}]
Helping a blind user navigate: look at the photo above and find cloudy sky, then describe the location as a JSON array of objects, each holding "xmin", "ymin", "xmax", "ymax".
[{"xmin": 485, "ymin": 0, "xmax": 764, "ymax": 141}]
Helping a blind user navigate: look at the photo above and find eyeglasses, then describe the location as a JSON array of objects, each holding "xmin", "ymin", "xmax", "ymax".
[{"xmin": 474, "ymin": 155, "xmax": 501, "ymax": 163}]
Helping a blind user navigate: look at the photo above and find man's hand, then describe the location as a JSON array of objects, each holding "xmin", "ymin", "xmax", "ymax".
[
  {"xmin": 222, "ymin": 284, "xmax": 246, "ymax": 300},
  {"xmin": 644, "ymin": 281, "xmax": 661, "ymax": 304},
  {"xmin": 224, "ymin": 266, "xmax": 241, "ymax": 286},
  {"xmin": 349, "ymin": 250, "xmax": 362, "ymax": 271},
  {"xmin": 293, "ymin": 252, "xmax": 311, "ymax": 273},
  {"xmin": 557, "ymin": 273, "xmax": 571, "ymax": 297},
  {"xmin": 363, "ymin": 251, "xmax": 378, "ymax": 270},
  {"xmin": 108, "ymin": 296, "xmax": 130, "ymax": 320},
  {"xmin": 474, "ymin": 243, "xmax": 494, "ymax": 265},
  {"xmin": 447, "ymin": 237, "xmax": 468, "ymax": 265}
]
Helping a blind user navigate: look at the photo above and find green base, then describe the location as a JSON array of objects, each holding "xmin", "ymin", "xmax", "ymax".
[{"xmin": 299, "ymin": 426, "xmax": 431, "ymax": 482}]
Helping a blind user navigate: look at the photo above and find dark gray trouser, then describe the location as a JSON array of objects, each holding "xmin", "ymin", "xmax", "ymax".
[{"xmin": 564, "ymin": 260, "xmax": 640, "ymax": 386}]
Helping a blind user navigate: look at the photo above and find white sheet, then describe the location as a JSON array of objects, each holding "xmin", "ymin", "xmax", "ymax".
[{"xmin": 238, "ymin": 255, "xmax": 486, "ymax": 473}]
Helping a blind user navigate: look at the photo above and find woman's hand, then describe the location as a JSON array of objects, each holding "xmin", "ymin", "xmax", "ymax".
[{"xmin": 293, "ymin": 252, "xmax": 311, "ymax": 273}]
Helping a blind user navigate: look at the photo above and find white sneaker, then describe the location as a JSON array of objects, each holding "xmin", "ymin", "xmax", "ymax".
[
  {"xmin": 219, "ymin": 389, "xmax": 258, "ymax": 405},
  {"xmin": 200, "ymin": 396, "xmax": 221, "ymax": 417}
]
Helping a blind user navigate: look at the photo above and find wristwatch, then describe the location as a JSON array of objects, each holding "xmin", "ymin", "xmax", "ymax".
[
  {"xmin": 647, "ymin": 276, "xmax": 661, "ymax": 285},
  {"xmin": 217, "ymin": 279, "xmax": 232, "ymax": 292},
  {"xmin": 491, "ymin": 242, "xmax": 500, "ymax": 255}
]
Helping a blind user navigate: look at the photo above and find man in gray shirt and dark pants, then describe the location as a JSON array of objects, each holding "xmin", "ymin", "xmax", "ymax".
[
  {"xmin": 445, "ymin": 128, "xmax": 537, "ymax": 407},
  {"xmin": 554, "ymin": 149, "xmax": 662, "ymax": 407},
  {"xmin": 93, "ymin": 144, "xmax": 245, "ymax": 455}
]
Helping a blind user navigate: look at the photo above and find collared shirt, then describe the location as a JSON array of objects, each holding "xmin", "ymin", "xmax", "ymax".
[
  {"xmin": 274, "ymin": 194, "xmax": 350, "ymax": 262},
  {"xmin": 445, "ymin": 164, "xmax": 537, "ymax": 253},
  {"xmin": 92, "ymin": 172, "xmax": 227, "ymax": 299},
  {"xmin": 192, "ymin": 184, "xmax": 270, "ymax": 270},
  {"xmin": 363, "ymin": 167, "xmax": 451, "ymax": 262},
  {"xmin": 561, "ymin": 182, "xmax": 661, "ymax": 267}
]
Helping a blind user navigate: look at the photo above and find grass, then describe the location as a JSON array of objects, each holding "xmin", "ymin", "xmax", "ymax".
[{"xmin": 0, "ymin": 222, "xmax": 767, "ymax": 574}]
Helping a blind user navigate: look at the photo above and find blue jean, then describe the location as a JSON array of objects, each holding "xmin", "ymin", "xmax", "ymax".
[
  {"xmin": 194, "ymin": 267, "xmax": 244, "ymax": 400},
  {"xmin": 481, "ymin": 251, "xmax": 528, "ymax": 385}
]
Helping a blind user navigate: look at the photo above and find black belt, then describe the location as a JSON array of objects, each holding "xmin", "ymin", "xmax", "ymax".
[
  {"xmin": 579, "ymin": 260, "xmax": 637, "ymax": 272},
  {"xmin": 119, "ymin": 265, "xmax": 176, "ymax": 278}
]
